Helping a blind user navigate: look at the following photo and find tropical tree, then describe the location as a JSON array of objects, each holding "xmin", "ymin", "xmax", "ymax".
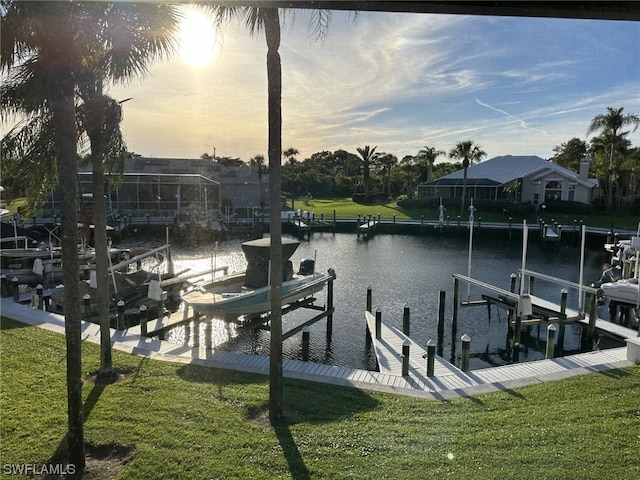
[
  {"xmin": 283, "ymin": 147, "xmax": 300, "ymax": 206},
  {"xmin": 249, "ymin": 154, "xmax": 267, "ymax": 207},
  {"xmin": 550, "ymin": 137, "xmax": 587, "ymax": 172},
  {"xmin": 75, "ymin": 2, "xmax": 179, "ymax": 378},
  {"xmin": 355, "ymin": 145, "xmax": 377, "ymax": 201},
  {"xmin": 448, "ymin": 140, "xmax": 486, "ymax": 214},
  {"xmin": 375, "ymin": 152, "xmax": 397, "ymax": 198},
  {"xmin": 206, "ymin": 5, "xmax": 286, "ymax": 423},
  {"xmin": 415, "ymin": 146, "xmax": 445, "ymax": 183},
  {"xmin": 1, "ymin": 1, "xmax": 88, "ymax": 470},
  {"xmin": 586, "ymin": 107, "xmax": 640, "ymax": 210},
  {"xmin": 2, "ymin": 2, "xmax": 179, "ymax": 469}
]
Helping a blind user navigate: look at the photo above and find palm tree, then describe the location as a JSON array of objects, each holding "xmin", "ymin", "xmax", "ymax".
[
  {"xmin": 206, "ymin": 5, "xmax": 333, "ymax": 423},
  {"xmin": 448, "ymin": 140, "xmax": 486, "ymax": 215},
  {"xmin": 356, "ymin": 145, "xmax": 377, "ymax": 201},
  {"xmin": 2, "ymin": 2, "xmax": 180, "ymax": 470},
  {"xmin": 376, "ymin": 152, "xmax": 397, "ymax": 198},
  {"xmin": 587, "ymin": 107, "xmax": 640, "ymax": 210},
  {"xmin": 206, "ymin": 5, "xmax": 286, "ymax": 423},
  {"xmin": 2, "ymin": 1, "xmax": 88, "ymax": 470},
  {"xmin": 416, "ymin": 146, "xmax": 445, "ymax": 183},
  {"xmin": 249, "ymin": 154, "xmax": 267, "ymax": 207},
  {"xmin": 76, "ymin": 3, "xmax": 179, "ymax": 378},
  {"xmin": 283, "ymin": 147, "xmax": 299, "ymax": 207}
]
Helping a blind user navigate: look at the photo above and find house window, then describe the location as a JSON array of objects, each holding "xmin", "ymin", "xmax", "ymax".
[
  {"xmin": 545, "ymin": 181, "xmax": 562, "ymax": 201},
  {"xmin": 533, "ymin": 193, "xmax": 539, "ymax": 205},
  {"xmin": 568, "ymin": 185, "xmax": 575, "ymax": 202}
]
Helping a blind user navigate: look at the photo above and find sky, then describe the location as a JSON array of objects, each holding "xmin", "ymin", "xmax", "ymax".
[{"xmin": 27, "ymin": 6, "xmax": 640, "ymax": 163}]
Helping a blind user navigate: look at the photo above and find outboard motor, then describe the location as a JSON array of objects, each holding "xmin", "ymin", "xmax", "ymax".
[{"xmin": 298, "ymin": 259, "xmax": 315, "ymax": 275}]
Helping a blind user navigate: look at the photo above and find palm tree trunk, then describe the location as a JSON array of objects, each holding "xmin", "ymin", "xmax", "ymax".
[
  {"xmin": 50, "ymin": 75, "xmax": 86, "ymax": 472},
  {"xmin": 90, "ymin": 140, "xmax": 113, "ymax": 376},
  {"xmin": 265, "ymin": 8, "xmax": 284, "ymax": 423},
  {"xmin": 460, "ymin": 166, "xmax": 468, "ymax": 216}
]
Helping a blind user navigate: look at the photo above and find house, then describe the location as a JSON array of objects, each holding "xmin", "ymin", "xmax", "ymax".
[
  {"xmin": 417, "ymin": 155, "xmax": 599, "ymax": 206},
  {"xmin": 69, "ymin": 157, "xmax": 269, "ymax": 218}
]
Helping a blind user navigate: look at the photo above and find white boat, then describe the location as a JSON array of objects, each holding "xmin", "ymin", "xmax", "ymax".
[
  {"xmin": 0, "ymin": 236, "xmax": 130, "ymax": 287},
  {"xmin": 182, "ymin": 237, "xmax": 335, "ymax": 318},
  {"xmin": 600, "ymin": 277, "xmax": 640, "ymax": 305}
]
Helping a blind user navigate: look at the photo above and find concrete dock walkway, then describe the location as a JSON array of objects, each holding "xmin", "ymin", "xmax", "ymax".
[{"xmin": 1, "ymin": 298, "xmax": 635, "ymax": 400}]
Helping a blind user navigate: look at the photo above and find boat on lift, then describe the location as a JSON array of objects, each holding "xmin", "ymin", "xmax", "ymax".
[
  {"xmin": 600, "ymin": 277, "xmax": 640, "ymax": 306},
  {"xmin": 182, "ymin": 237, "xmax": 335, "ymax": 318}
]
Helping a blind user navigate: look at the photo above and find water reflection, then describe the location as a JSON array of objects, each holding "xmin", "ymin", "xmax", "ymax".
[{"xmin": 155, "ymin": 232, "xmax": 616, "ymax": 370}]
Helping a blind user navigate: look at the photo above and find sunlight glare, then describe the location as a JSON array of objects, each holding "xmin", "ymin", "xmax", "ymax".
[{"xmin": 178, "ymin": 8, "xmax": 219, "ymax": 68}]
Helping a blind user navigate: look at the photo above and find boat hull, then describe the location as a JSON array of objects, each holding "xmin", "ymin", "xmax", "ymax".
[
  {"xmin": 182, "ymin": 271, "xmax": 333, "ymax": 317},
  {"xmin": 601, "ymin": 279, "xmax": 640, "ymax": 305}
]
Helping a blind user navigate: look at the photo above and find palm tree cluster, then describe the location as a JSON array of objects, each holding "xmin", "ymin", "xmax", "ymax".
[
  {"xmin": 550, "ymin": 107, "xmax": 640, "ymax": 211},
  {"xmin": 277, "ymin": 143, "xmax": 475, "ymax": 204},
  {"xmin": 2, "ymin": 1, "xmax": 180, "ymax": 471}
]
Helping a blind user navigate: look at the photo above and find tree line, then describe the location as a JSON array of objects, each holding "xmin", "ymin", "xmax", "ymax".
[{"xmin": 238, "ymin": 105, "xmax": 639, "ymax": 214}]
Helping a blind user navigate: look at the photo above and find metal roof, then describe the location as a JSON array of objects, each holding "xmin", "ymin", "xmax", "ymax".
[{"xmin": 426, "ymin": 155, "xmax": 598, "ymax": 188}]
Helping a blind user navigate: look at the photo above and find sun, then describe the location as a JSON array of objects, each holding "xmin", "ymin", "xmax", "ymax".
[{"xmin": 177, "ymin": 7, "xmax": 219, "ymax": 68}]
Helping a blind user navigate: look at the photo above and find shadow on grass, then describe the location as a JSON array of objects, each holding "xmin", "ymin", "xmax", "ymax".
[
  {"xmin": 0, "ymin": 316, "xmax": 30, "ymax": 331},
  {"xmin": 179, "ymin": 361, "xmax": 380, "ymax": 479},
  {"xmin": 176, "ymin": 362, "xmax": 270, "ymax": 386},
  {"xmin": 275, "ymin": 424, "xmax": 310, "ymax": 480},
  {"xmin": 596, "ymin": 367, "xmax": 632, "ymax": 379}
]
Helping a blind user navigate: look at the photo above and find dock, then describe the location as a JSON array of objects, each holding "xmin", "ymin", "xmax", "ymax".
[
  {"xmin": 364, "ymin": 310, "xmax": 461, "ymax": 377},
  {"xmin": 1, "ymin": 297, "xmax": 636, "ymax": 400},
  {"xmin": 286, "ymin": 215, "xmax": 336, "ymax": 239},
  {"xmin": 357, "ymin": 219, "xmax": 380, "ymax": 238}
]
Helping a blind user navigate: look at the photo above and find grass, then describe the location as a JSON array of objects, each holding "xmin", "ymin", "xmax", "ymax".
[
  {"xmin": 294, "ymin": 197, "xmax": 640, "ymax": 231},
  {"xmin": 1, "ymin": 317, "xmax": 639, "ymax": 479}
]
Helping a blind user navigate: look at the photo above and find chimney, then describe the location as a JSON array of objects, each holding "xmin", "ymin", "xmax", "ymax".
[{"xmin": 579, "ymin": 157, "xmax": 590, "ymax": 180}]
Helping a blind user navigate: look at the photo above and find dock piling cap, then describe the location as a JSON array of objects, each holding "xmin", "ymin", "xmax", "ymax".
[{"xmin": 518, "ymin": 294, "xmax": 533, "ymax": 316}]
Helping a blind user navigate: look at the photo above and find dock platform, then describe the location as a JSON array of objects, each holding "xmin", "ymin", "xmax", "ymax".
[
  {"xmin": 364, "ymin": 310, "xmax": 461, "ymax": 377},
  {"xmin": 1, "ymin": 298, "xmax": 635, "ymax": 400}
]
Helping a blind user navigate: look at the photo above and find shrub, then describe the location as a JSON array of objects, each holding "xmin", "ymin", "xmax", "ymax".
[
  {"xmin": 543, "ymin": 200, "xmax": 595, "ymax": 215},
  {"xmin": 352, "ymin": 193, "xmax": 389, "ymax": 204}
]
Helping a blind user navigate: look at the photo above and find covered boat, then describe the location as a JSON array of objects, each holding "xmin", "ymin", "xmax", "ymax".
[
  {"xmin": 182, "ymin": 237, "xmax": 335, "ymax": 318},
  {"xmin": 600, "ymin": 277, "xmax": 640, "ymax": 306}
]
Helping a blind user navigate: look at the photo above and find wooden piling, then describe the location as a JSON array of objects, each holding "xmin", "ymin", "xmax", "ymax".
[
  {"xmin": 205, "ymin": 318, "xmax": 213, "ymax": 350},
  {"xmin": 557, "ymin": 289, "xmax": 567, "ymax": 351},
  {"xmin": 546, "ymin": 323, "xmax": 557, "ymax": 359},
  {"xmin": 327, "ymin": 273, "xmax": 334, "ymax": 336},
  {"xmin": 461, "ymin": 334, "xmax": 471, "ymax": 372},
  {"xmin": 452, "ymin": 278, "xmax": 459, "ymax": 340},
  {"xmin": 302, "ymin": 328, "xmax": 310, "ymax": 361},
  {"xmin": 401, "ymin": 340, "xmax": 410, "ymax": 376},
  {"xmin": 36, "ymin": 284, "xmax": 45, "ymax": 310},
  {"xmin": 366, "ymin": 285, "xmax": 372, "ymax": 313},
  {"xmin": 437, "ymin": 290, "xmax": 446, "ymax": 356},
  {"xmin": 83, "ymin": 294, "xmax": 91, "ymax": 321},
  {"xmin": 375, "ymin": 308, "xmax": 382, "ymax": 339},
  {"xmin": 12, "ymin": 277, "xmax": 19, "ymax": 303},
  {"xmin": 139, "ymin": 305, "xmax": 148, "ymax": 336},
  {"xmin": 587, "ymin": 292, "xmax": 598, "ymax": 348},
  {"xmin": 402, "ymin": 304, "xmax": 410, "ymax": 336},
  {"xmin": 426, "ymin": 339, "xmax": 436, "ymax": 377},
  {"xmin": 184, "ymin": 320, "xmax": 192, "ymax": 346},
  {"xmin": 117, "ymin": 300, "xmax": 125, "ymax": 329}
]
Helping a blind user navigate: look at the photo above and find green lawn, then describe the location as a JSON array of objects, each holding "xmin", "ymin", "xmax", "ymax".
[
  {"xmin": 1, "ymin": 318, "xmax": 639, "ymax": 479},
  {"xmin": 293, "ymin": 197, "xmax": 640, "ymax": 231}
]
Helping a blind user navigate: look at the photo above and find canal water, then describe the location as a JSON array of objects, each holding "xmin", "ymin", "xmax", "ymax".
[{"xmin": 143, "ymin": 231, "xmax": 616, "ymax": 371}]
